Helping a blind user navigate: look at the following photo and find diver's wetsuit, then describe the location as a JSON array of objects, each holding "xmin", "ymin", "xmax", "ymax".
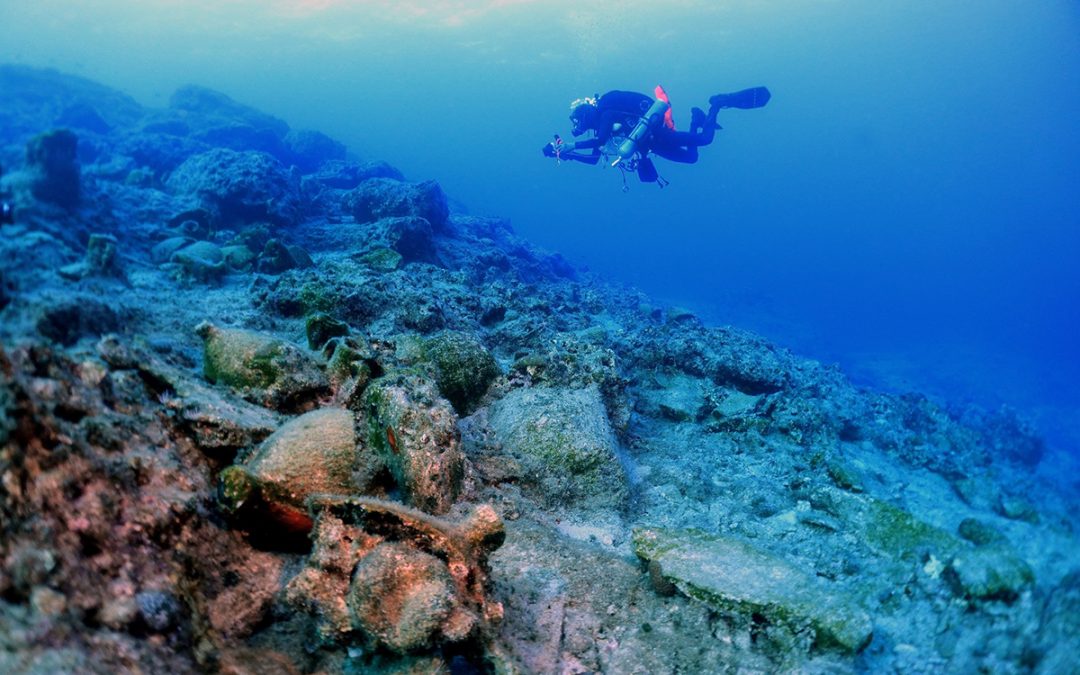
[{"xmin": 571, "ymin": 90, "xmax": 720, "ymax": 165}]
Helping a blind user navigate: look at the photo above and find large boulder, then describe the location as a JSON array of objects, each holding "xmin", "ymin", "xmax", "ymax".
[
  {"xmin": 284, "ymin": 129, "xmax": 346, "ymax": 173},
  {"xmin": 421, "ymin": 331, "xmax": 500, "ymax": 416},
  {"xmin": 166, "ymin": 149, "xmax": 303, "ymax": 227},
  {"xmin": 165, "ymin": 86, "xmax": 353, "ymax": 171},
  {"xmin": 307, "ymin": 160, "xmax": 404, "ymax": 190},
  {"xmin": 344, "ymin": 178, "xmax": 449, "ymax": 230},
  {"xmin": 0, "ymin": 65, "xmax": 144, "ymax": 146}
]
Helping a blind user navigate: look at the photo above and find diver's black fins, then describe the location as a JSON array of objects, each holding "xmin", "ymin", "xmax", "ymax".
[{"xmin": 710, "ymin": 86, "xmax": 771, "ymax": 110}]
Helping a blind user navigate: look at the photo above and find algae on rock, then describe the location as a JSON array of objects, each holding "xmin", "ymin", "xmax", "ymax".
[
  {"xmin": 419, "ymin": 331, "xmax": 500, "ymax": 416},
  {"xmin": 487, "ymin": 385, "xmax": 629, "ymax": 513}
]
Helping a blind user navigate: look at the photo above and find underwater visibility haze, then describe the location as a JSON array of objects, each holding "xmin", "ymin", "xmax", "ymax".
[
  {"xmin": 6, "ymin": 0, "xmax": 1077, "ymax": 450},
  {"xmin": 1, "ymin": 0, "xmax": 1079, "ymax": 672}
]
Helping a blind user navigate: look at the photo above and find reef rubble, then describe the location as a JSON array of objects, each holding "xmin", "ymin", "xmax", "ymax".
[{"xmin": 0, "ymin": 64, "xmax": 1077, "ymax": 674}]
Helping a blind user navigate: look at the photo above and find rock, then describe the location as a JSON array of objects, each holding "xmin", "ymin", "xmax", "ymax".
[
  {"xmin": 172, "ymin": 386, "xmax": 281, "ymax": 454},
  {"xmin": 363, "ymin": 373, "xmax": 464, "ymax": 515},
  {"xmin": 944, "ymin": 546, "xmax": 1034, "ymax": 602},
  {"xmin": 116, "ymin": 128, "xmax": 211, "ymax": 175},
  {"xmin": 382, "ymin": 216, "xmax": 438, "ymax": 264},
  {"xmin": 307, "ymin": 159, "xmax": 405, "ymax": 190},
  {"xmin": 166, "ymin": 148, "xmax": 303, "ymax": 227},
  {"xmin": 359, "ymin": 247, "xmax": 403, "ymax": 272},
  {"xmin": 0, "ymin": 270, "xmax": 11, "ymax": 312},
  {"xmin": 256, "ymin": 238, "xmax": 310, "ymax": 274},
  {"xmin": 169, "ymin": 84, "xmax": 290, "ymax": 145},
  {"xmin": 666, "ymin": 306, "xmax": 699, "ymax": 324},
  {"xmin": 172, "ymin": 240, "xmax": 223, "ymax": 264},
  {"xmin": 25, "ymin": 128, "xmax": 80, "ymax": 208},
  {"xmin": 995, "ymin": 494, "xmax": 1040, "ymax": 524},
  {"xmin": 971, "ymin": 406, "xmax": 1046, "ymax": 466},
  {"xmin": 30, "ymin": 586, "xmax": 67, "ymax": 617},
  {"xmin": 1035, "ymin": 570, "xmax": 1080, "ymax": 674},
  {"xmin": 305, "ymin": 312, "xmax": 350, "ymax": 350},
  {"xmin": 218, "ymin": 407, "xmax": 361, "ymax": 533},
  {"xmin": 55, "ymin": 102, "xmax": 111, "ymax": 135},
  {"xmin": 96, "ymin": 334, "xmax": 281, "ymax": 453},
  {"xmin": 170, "ymin": 84, "xmax": 285, "ymax": 128},
  {"xmin": 5, "ymin": 546, "xmax": 57, "ymax": 599},
  {"xmin": 284, "ymin": 129, "xmax": 346, "ymax": 173},
  {"xmin": 636, "ymin": 372, "xmax": 705, "ymax": 422},
  {"xmin": 633, "ymin": 527, "xmax": 874, "ymax": 654},
  {"xmin": 420, "ymin": 331, "xmax": 500, "ymax": 416},
  {"xmin": 344, "ymin": 178, "xmax": 449, "ymax": 230},
  {"xmin": 487, "ymin": 386, "xmax": 629, "ymax": 512},
  {"xmin": 136, "ymin": 590, "xmax": 183, "ymax": 632},
  {"xmin": 98, "ymin": 596, "xmax": 139, "ymax": 630},
  {"xmin": 957, "ymin": 518, "xmax": 1007, "ymax": 547},
  {"xmin": 196, "ymin": 321, "xmax": 329, "ymax": 409},
  {"xmin": 206, "ymin": 551, "xmax": 284, "ymax": 639},
  {"xmin": 36, "ymin": 295, "xmax": 127, "ymax": 346},
  {"xmin": 506, "ymin": 333, "xmax": 625, "ymax": 429}
]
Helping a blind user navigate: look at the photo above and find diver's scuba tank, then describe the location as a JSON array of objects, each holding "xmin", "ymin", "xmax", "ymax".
[{"xmin": 613, "ymin": 98, "xmax": 670, "ymax": 166}]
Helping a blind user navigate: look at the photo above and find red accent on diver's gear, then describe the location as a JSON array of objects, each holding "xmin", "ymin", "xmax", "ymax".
[{"xmin": 654, "ymin": 85, "xmax": 675, "ymax": 130}]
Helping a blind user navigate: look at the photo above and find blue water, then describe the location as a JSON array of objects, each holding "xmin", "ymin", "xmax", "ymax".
[{"xmin": 3, "ymin": 0, "xmax": 1078, "ymax": 450}]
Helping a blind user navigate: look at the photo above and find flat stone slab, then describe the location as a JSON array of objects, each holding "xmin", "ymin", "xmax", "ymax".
[{"xmin": 633, "ymin": 527, "xmax": 873, "ymax": 654}]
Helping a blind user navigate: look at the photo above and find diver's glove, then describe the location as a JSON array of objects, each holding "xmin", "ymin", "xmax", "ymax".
[{"xmin": 542, "ymin": 142, "xmax": 558, "ymax": 158}]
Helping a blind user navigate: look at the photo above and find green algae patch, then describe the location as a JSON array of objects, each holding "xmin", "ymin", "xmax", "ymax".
[
  {"xmin": 863, "ymin": 498, "xmax": 961, "ymax": 561},
  {"xmin": 633, "ymin": 527, "xmax": 874, "ymax": 654},
  {"xmin": 359, "ymin": 246, "xmax": 403, "ymax": 272},
  {"xmin": 218, "ymin": 407, "xmax": 362, "ymax": 532}
]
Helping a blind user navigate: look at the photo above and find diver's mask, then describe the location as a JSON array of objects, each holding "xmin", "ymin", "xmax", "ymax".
[{"xmin": 569, "ymin": 96, "xmax": 597, "ymax": 137}]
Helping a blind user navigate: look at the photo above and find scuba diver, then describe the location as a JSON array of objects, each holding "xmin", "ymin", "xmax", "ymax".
[
  {"xmin": 0, "ymin": 165, "xmax": 13, "ymax": 224},
  {"xmin": 542, "ymin": 85, "xmax": 770, "ymax": 188}
]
